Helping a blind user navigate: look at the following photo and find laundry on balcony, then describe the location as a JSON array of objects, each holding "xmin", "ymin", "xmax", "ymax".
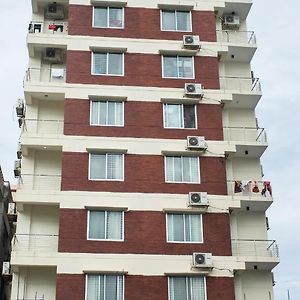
[
  {"xmin": 234, "ymin": 180, "xmax": 272, "ymax": 196},
  {"xmin": 28, "ymin": 22, "xmax": 42, "ymax": 33},
  {"xmin": 48, "ymin": 24, "xmax": 64, "ymax": 32},
  {"xmin": 51, "ymin": 68, "xmax": 64, "ymax": 79}
]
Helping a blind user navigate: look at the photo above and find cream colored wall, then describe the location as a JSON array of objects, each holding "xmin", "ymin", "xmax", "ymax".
[
  {"xmin": 223, "ymin": 108, "xmax": 256, "ymax": 127},
  {"xmin": 34, "ymin": 150, "xmax": 62, "ymax": 175},
  {"xmin": 227, "ymin": 157, "xmax": 262, "ymax": 180},
  {"xmin": 219, "ymin": 61, "xmax": 251, "ymax": 77}
]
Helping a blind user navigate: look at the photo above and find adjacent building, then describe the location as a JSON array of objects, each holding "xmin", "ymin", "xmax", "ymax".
[{"xmin": 11, "ymin": 0, "xmax": 279, "ymax": 299}]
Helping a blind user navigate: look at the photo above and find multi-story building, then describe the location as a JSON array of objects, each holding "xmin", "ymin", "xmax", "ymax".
[
  {"xmin": 11, "ymin": 0, "xmax": 279, "ymax": 299},
  {"xmin": 0, "ymin": 167, "xmax": 15, "ymax": 300}
]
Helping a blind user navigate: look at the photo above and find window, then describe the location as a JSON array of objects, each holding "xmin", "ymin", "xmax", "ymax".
[
  {"xmin": 162, "ymin": 56, "xmax": 194, "ymax": 79},
  {"xmin": 167, "ymin": 213, "xmax": 202, "ymax": 243},
  {"xmin": 86, "ymin": 274, "xmax": 124, "ymax": 300},
  {"xmin": 165, "ymin": 156, "xmax": 199, "ymax": 183},
  {"xmin": 164, "ymin": 103, "xmax": 196, "ymax": 129},
  {"xmin": 92, "ymin": 52, "xmax": 124, "ymax": 76},
  {"xmin": 88, "ymin": 211, "xmax": 124, "ymax": 240},
  {"xmin": 161, "ymin": 10, "xmax": 192, "ymax": 31},
  {"xmin": 89, "ymin": 153, "xmax": 124, "ymax": 180},
  {"xmin": 93, "ymin": 7, "xmax": 124, "ymax": 28},
  {"xmin": 168, "ymin": 276, "xmax": 206, "ymax": 300},
  {"xmin": 91, "ymin": 101, "xmax": 124, "ymax": 126}
]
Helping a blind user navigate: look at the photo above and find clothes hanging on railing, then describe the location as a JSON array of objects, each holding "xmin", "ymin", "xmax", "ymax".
[
  {"xmin": 233, "ymin": 180, "xmax": 271, "ymax": 196},
  {"xmin": 261, "ymin": 181, "xmax": 272, "ymax": 197}
]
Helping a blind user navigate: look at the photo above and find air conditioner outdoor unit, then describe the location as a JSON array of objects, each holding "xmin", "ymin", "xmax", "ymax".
[
  {"xmin": 187, "ymin": 136, "xmax": 208, "ymax": 151},
  {"xmin": 7, "ymin": 203, "xmax": 16, "ymax": 215},
  {"xmin": 45, "ymin": 3, "xmax": 65, "ymax": 20},
  {"xmin": 184, "ymin": 83, "xmax": 203, "ymax": 98},
  {"xmin": 223, "ymin": 15, "xmax": 240, "ymax": 29},
  {"xmin": 188, "ymin": 192, "xmax": 209, "ymax": 207},
  {"xmin": 2, "ymin": 262, "xmax": 11, "ymax": 276},
  {"xmin": 183, "ymin": 35, "xmax": 201, "ymax": 49},
  {"xmin": 14, "ymin": 160, "xmax": 21, "ymax": 178},
  {"xmin": 16, "ymin": 99, "xmax": 25, "ymax": 118},
  {"xmin": 18, "ymin": 118, "xmax": 24, "ymax": 128},
  {"xmin": 44, "ymin": 48, "xmax": 63, "ymax": 63},
  {"xmin": 192, "ymin": 253, "xmax": 213, "ymax": 268},
  {"xmin": 17, "ymin": 143, "xmax": 22, "ymax": 159}
]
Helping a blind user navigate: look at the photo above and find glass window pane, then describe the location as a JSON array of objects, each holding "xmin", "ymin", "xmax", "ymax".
[
  {"xmin": 177, "ymin": 11, "xmax": 191, "ymax": 31},
  {"xmin": 89, "ymin": 211, "xmax": 106, "ymax": 239},
  {"xmin": 191, "ymin": 277, "xmax": 205, "ymax": 300},
  {"xmin": 162, "ymin": 11, "xmax": 176, "ymax": 30},
  {"xmin": 91, "ymin": 101, "xmax": 99, "ymax": 124},
  {"xmin": 182, "ymin": 157, "xmax": 199, "ymax": 183},
  {"xmin": 93, "ymin": 53, "xmax": 107, "ymax": 74},
  {"xmin": 173, "ymin": 156, "xmax": 182, "ymax": 182},
  {"xmin": 94, "ymin": 7, "xmax": 108, "ymax": 27},
  {"xmin": 170, "ymin": 277, "xmax": 188, "ymax": 300},
  {"xmin": 105, "ymin": 275, "xmax": 118, "ymax": 300},
  {"xmin": 90, "ymin": 154, "xmax": 106, "ymax": 179},
  {"xmin": 190, "ymin": 215, "xmax": 202, "ymax": 242},
  {"xmin": 163, "ymin": 56, "xmax": 178, "ymax": 78},
  {"xmin": 115, "ymin": 102, "xmax": 123, "ymax": 126},
  {"xmin": 99, "ymin": 101, "xmax": 107, "ymax": 124},
  {"xmin": 107, "ymin": 154, "xmax": 123, "ymax": 180},
  {"xmin": 169, "ymin": 214, "xmax": 184, "ymax": 241},
  {"xmin": 107, "ymin": 212, "xmax": 123, "ymax": 240},
  {"xmin": 182, "ymin": 156, "xmax": 191, "ymax": 182},
  {"xmin": 109, "ymin": 8, "xmax": 123, "ymax": 28},
  {"xmin": 87, "ymin": 275, "xmax": 101, "ymax": 300},
  {"xmin": 164, "ymin": 104, "xmax": 182, "ymax": 128},
  {"xmin": 108, "ymin": 53, "xmax": 123, "ymax": 75},
  {"xmin": 178, "ymin": 57, "xmax": 193, "ymax": 78},
  {"xmin": 183, "ymin": 105, "xmax": 196, "ymax": 128},
  {"xmin": 107, "ymin": 102, "xmax": 116, "ymax": 125},
  {"xmin": 165, "ymin": 157, "xmax": 174, "ymax": 182}
]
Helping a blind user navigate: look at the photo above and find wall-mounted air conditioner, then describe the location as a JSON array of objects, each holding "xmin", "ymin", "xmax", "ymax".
[
  {"xmin": 17, "ymin": 143, "xmax": 22, "ymax": 159},
  {"xmin": 192, "ymin": 253, "xmax": 213, "ymax": 268},
  {"xmin": 45, "ymin": 3, "xmax": 65, "ymax": 20},
  {"xmin": 183, "ymin": 35, "xmax": 201, "ymax": 49},
  {"xmin": 184, "ymin": 83, "xmax": 203, "ymax": 98},
  {"xmin": 223, "ymin": 15, "xmax": 240, "ymax": 29},
  {"xmin": 16, "ymin": 99, "xmax": 25, "ymax": 118},
  {"xmin": 188, "ymin": 192, "xmax": 209, "ymax": 207},
  {"xmin": 44, "ymin": 48, "xmax": 63, "ymax": 63},
  {"xmin": 187, "ymin": 136, "xmax": 207, "ymax": 151},
  {"xmin": 14, "ymin": 160, "xmax": 21, "ymax": 178},
  {"xmin": 2, "ymin": 262, "xmax": 11, "ymax": 276}
]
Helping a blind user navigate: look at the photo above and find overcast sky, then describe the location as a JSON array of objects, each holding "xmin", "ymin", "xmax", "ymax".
[{"xmin": 0, "ymin": 1, "xmax": 299, "ymax": 299}]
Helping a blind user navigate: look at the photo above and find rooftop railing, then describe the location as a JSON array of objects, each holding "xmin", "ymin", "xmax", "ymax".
[
  {"xmin": 25, "ymin": 68, "xmax": 66, "ymax": 83},
  {"xmin": 232, "ymin": 239, "xmax": 279, "ymax": 258},
  {"xmin": 12, "ymin": 234, "xmax": 58, "ymax": 252},
  {"xmin": 227, "ymin": 180, "xmax": 273, "ymax": 198},
  {"xmin": 219, "ymin": 76, "xmax": 261, "ymax": 93},
  {"xmin": 22, "ymin": 119, "xmax": 64, "ymax": 135},
  {"xmin": 217, "ymin": 30, "xmax": 256, "ymax": 45},
  {"xmin": 28, "ymin": 21, "xmax": 68, "ymax": 35},
  {"xmin": 223, "ymin": 127, "xmax": 267, "ymax": 143},
  {"xmin": 18, "ymin": 174, "xmax": 61, "ymax": 191}
]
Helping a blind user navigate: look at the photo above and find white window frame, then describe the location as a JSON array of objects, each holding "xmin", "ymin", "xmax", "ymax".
[
  {"xmin": 92, "ymin": 6, "xmax": 125, "ymax": 29},
  {"xmin": 167, "ymin": 276, "xmax": 207, "ymax": 300},
  {"xmin": 163, "ymin": 103, "xmax": 197, "ymax": 129},
  {"xmin": 166, "ymin": 213, "xmax": 203, "ymax": 244},
  {"xmin": 161, "ymin": 55, "xmax": 195, "ymax": 79},
  {"xmin": 164, "ymin": 156, "xmax": 200, "ymax": 184},
  {"xmin": 91, "ymin": 52, "xmax": 125, "ymax": 76},
  {"xmin": 160, "ymin": 10, "xmax": 192, "ymax": 32},
  {"xmin": 85, "ymin": 274, "xmax": 125, "ymax": 300},
  {"xmin": 87, "ymin": 210, "xmax": 125, "ymax": 242},
  {"xmin": 90, "ymin": 100, "xmax": 125, "ymax": 127},
  {"xmin": 88, "ymin": 153, "xmax": 125, "ymax": 181}
]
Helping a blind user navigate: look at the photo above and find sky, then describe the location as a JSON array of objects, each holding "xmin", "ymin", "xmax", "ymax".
[{"xmin": 0, "ymin": 1, "xmax": 299, "ymax": 299}]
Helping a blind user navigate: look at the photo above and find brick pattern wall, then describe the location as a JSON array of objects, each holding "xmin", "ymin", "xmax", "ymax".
[
  {"xmin": 64, "ymin": 99, "xmax": 223, "ymax": 140},
  {"xmin": 58, "ymin": 210, "xmax": 232, "ymax": 255},
  {"xmin": 56, "ymin": 274, "xmax": 235, "ymax": 300},
  {"xmin": 66, "ymin": 52, "xmax": 220, "ymax": 89},
  {"xmin": 61, "ymin": 153, "xmax": 227, "ymax": 195},
  {"xmin": 68, "ymin": 6, "xmax": 217, "ymax": 42}
]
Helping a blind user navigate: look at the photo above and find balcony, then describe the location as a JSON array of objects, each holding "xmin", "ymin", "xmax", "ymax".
[
  {"xmin": 232, "ymin": 239, "xmax": 279, "ymax": 270},
  {"xmin": 18, "ymin": 174, "xmax": 61, "ymax": 191},
  {"xmin": 29, "ymin": 21, "xmax": 68, "ymax": 35},
  {"xmin": 25, "ymin": 67, "xmax": 66, "ymax": 84},
  {"xmin": 227, "ymin": 180, "xmax": 273, "ymax": 211},
  {"xmin": 22, "ymin": 119, "xmax": 64, "ymax": 135}
]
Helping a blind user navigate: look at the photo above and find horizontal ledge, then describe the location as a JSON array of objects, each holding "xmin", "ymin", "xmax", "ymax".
[
  {"xmin": 159, "ymin": 49, "xmax": 198, "ymax": 56},
  {"xmin": 83, "ymin": 270, "xmax": 128, "ymax": 275},
  {"xmin": 87, "ymin": 148, "xmax": 128, "ymax": 154},
  {"xmin": 90, "ymin": 46, "xmax": 127, "ymax": 53},
  {"xmin": 89, "ymin": 95, "xmax": 127, "ymax": 101},
  {"xmin": 157, "ymin": 4, "xmax": 194, "ymax": 11},
  {"xmin": 91, "ymin": 0, "xmax": 127, "ymax": 7},
  {"xmin": 85, "ymin": 206, "xmax": 128, "ymax": 212},
  {"xmin": 164, "ymin": 271, "xmax": 210, "ymax": 276},
  {"xmin": 161, "ymin": 150, "xmax": 205, "ymax": 157},
  {"xmin": 160, "ymin": 97, "xmax": 201, "ymax": 104},
  {"xmin": 163, "ymin": 208, "xmax": 207, "ymax": 214}
]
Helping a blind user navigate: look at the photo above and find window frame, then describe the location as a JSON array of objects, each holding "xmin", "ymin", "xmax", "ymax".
[
  {"xmin": 87, "ymin": 210, "xmax": 125, "ymax": 242},
  {"xmin": 167, "ymin": 276, "xmax": 207, "ymax": 300},
  {"xmin": 163, "ymin": 103, "xmax": 197, "ymax": 129},
  {"xmin": 161, "ymin": 55, "xmax": 195, "ymax": 79},
  {"xmin": 88, "ymin": 153, "xmax": 125, "ymax": 181},
  {"xmin": 164, "ymin": 155, "xmax": 200, "ymax": 184},
  {"xmin": 92, "ymin": 6, "xmax": 125, "ymax": 29},
  {"xmin": 85, "ymin": 274, "xmax": 125, "ymax": 300},
  {"xmin": 91, "ymin": 52, "xmax": 125, "ymax": 76},
  {"xmin": 165, "ymin": 213, "xmax": 203, "ymax": 244},
  {"xmin": 90, "ymin": 100, "xmax": 125, "ymax": 127},
  {"xmin": 160, "ymin": 9, "xmax": 192, "ymax": 32}
]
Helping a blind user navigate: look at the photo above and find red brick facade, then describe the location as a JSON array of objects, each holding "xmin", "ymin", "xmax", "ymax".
[
  {"xmin": 66, "ymin": 52, "xmax": 220, "ymax": 89},
  {"xmin": 68, "ymin": 6, "xmax": 217, "ymax": 42},
  {"xmin": 61, "ymin": 153, "xmax": 227, "ymax": 195},
  {"xmin": 56, "ymin": 274, "xmax": 235, "ymax": 300},
  {"xmin": 58, "ymin": 210, "xmax": 231, "ymax": 255},
  {"xmin": 64, "ymin": 99, "xmax": 223, "ymax": 140}
]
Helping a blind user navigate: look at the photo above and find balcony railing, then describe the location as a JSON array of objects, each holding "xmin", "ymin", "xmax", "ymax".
[
  {"xmin": 25, "ymin": 68, "xmax": 66, "ymax": 83},
  {"xmin": 232, "ymin": 239, "xmax": 279, "ymax": 258},
  {"xmin": 217, "ymin": 30, "xmax": 256, "ymax": 45},
  {"xmin": 223, "ymin": 127, "xmax": 267, "ymax": 143},
  {"xmin": 12, "ymin": 234, "xmax": 58, "ymax": 252},
  {"xmin": 219, "ymin": 76, "xmax": 261, "ymax": 93},
  {"xmin": 28, "ymin": 21, "xmax": 68, "ymax": 35},
  {"xmin": 227, "ymin": 180, "xmax": 273, "ymax": 197},
  {"xmin": 18, "ymin": 174, "xmax": 61, "ymax": 191},
  {"xmin": 22, "ymin": 119, "xmax": 64, "ymax": 135}
]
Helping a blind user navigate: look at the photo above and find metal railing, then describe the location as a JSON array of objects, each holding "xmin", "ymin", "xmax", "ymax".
[
  {"xmin": 18, "ymin": 174, "xmax": 61, "ymax": 191},
  {"xmin": 232, "ymin": 239, "xmax": 279, "ymax": 258},
  {"xmin": 227, "ymin": 180, "xmax": 273, "ymax": 197},
  {"xmin": 22, "ymin": 119, "xmax": 64, "ymax": 135},
  {"xmin": 28, "ymin": 21, "xmax": 68, "ymax": 35},
  {"xmin": 217, "ymin": 30, "xmax": 256, "ymax": 45},
  {"xmin": 12, "ymin": 234, "xmax": 58, "ymax": 252},
  {"xmin": 223, "ymin": 127, "xmax": 267, "ymax": 143},
  {"xmin": 219, "ymin": 76, "xmax": 261, "ymax": 93},
  {"xmin": 25, "ymin": 68, "xmax": 66, "ymax": 83}
]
